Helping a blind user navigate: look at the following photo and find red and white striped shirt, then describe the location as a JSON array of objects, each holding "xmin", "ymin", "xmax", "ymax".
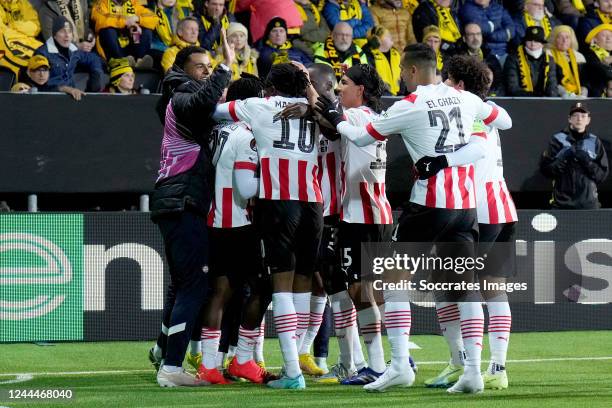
[
  {"xmin": 207, "ymin": 122, "xmax": 258, "ymax": 228},
  {"xmin": 471, "ymin": 120, "xmax": 518, "ymax": 224},
  {"xmin": 318, "ymin": 137, "xmax": 342, "ymax": 217},
  {"xmin": 340, "ymin": 107, "xmax": 393, "ymax": 224},
  {"xmin": 214, "ymin": 97, "xmax": 322, "ymax": 202},
  {"xmin": 359, "ymin": 84, "xmax": 509, "ymax": 209}
]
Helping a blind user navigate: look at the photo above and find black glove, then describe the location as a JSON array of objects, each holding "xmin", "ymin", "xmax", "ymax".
[
  {"xmin": 559, "ymin": 146, "xmax": 576, "ymax": 160},
  {"xmin": 314, "ymin": 95, "xmax": 345, "ymax": 128},
  {"xmin": 574, "ymin": 149, "xmax": 592, "ymax": 165},
  {"xmin": 414, "ymin": 155, "xmax": 449, "ymax": 180}
]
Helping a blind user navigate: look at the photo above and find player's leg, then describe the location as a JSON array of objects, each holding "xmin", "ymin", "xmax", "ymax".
[
  {"xmin": 313, "ymin": 301, "xmax": 332, "ymax": 374},
  {"xmin": 155, "ymin": 212, "xmax": 209, "ymax": 387},
  {"xmin": 149, "ymin": 280, "xmax": 175, "ymax": 372},
  {"xmin": 258, "ymin": 200, "xmax": 306, "ymax": 389},
  {"xmin": 229, "ymin": 225, "xmax": 278, "ymax": 383},
  {"xmin": 442, "ymin": 210, "xmax": 484, "ymax": 394},
  {"xmin": 298, "ymin": 271, "xmax": 327, "ymax": 376},
  {"xmin": 343, "ymin": 223, "xmax": 389, "ymax": 385},
  {"xmin": 218, "ymin": 290, "xmax": 244, "ymax": 371},
  {"xmin": 479, "ymin": 222, "xmax": 516, "ymax": 390}
]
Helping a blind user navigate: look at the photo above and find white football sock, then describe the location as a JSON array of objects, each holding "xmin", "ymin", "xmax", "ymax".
[
  {"xmin": 487, "ymin": 298, "xmax": 511, "ymax": 367},
  {"xmin": 273, "ymin": 292, "xmax": 301, "ymax": 378},
  {"xmin": 458, "ymin": 302, "xmax": 484, "ymax": 375},
  {"xmin": 357, "ymin": 305, "xmax": 386, "ymax": 373},
  {"xmin": 383, "ymin": 290, "xmax": 412, "ymax": 373},
  {"xmin": 293, "ymin": 292, "xmax": 311, "ymax": 353},
  {"xmin": 299, "ymin": 295, "xmax": 327, "ymax": 355},
  {"xmin": 351, "ymin": 319, "xmax": 367, "ymax": 371},
  {"xmin": 436, "ymin": 302, "xmax": 465, "ymax": 366},
  {"xmin": 254, "ymin": 318, "xmax": 265, "ymax": 363},
  {"xmin": 200, "ymin": 327, "xmax": 221, "ymax": 369},
  {"xmin": 330, "ymin": 291, "xmax": 356, "ymax": 371},
  {"xmin": 236, "ymin": 325, "xmax": 259, "ymax": 364},
  {"xmin": 189, "ymin": 340, "xmax": 201, "ymax": 355}
]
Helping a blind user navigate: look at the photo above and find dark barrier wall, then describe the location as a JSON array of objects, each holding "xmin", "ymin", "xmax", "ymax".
[
  {"xmin": 0, "ymin": 94, "xmax": 610, "ymax": 194},
  {"xmin": 1, "ymin": 210, "xmax": 611, "ymax": 342}
]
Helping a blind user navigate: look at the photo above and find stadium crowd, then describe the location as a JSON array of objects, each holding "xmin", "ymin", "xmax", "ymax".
[{"xmin": 1, "ymin": 0, "xmax": 611, "ymax": 98}]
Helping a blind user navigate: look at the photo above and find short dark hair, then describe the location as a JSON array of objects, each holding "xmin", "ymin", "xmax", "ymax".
[
  {"xmin": 174, "ymin": 46, "xmax": 209, "ymax": 70},
  {"xmin": 444, "ymin": 55, "xmax": 490, "ymax": 100},
  {"xmin": 402, "ymin": 43, "xmax": 436, "ymax": 71},
  {"xmin": 265, "ymin": 63, "xmax": 310, "ymax": 97},
  {"xmin": 226, "ymin": 73, "xmax": 265, "ymax": 101}
]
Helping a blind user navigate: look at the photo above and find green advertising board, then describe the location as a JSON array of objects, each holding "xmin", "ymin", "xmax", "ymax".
[{"xmin": 0, "ymin": 214, "xmax": 83, "ymax": 342}]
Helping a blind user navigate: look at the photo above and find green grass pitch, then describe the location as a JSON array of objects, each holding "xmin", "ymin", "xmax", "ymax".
[{"xmin": 1, "ymin": 331, "xmax": 612, "ymax": 408}]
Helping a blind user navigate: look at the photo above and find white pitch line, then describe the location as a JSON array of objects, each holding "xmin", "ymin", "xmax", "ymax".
[{"xmin": 1, "ymin": 356, "xmax": 611, "ymax": 378}]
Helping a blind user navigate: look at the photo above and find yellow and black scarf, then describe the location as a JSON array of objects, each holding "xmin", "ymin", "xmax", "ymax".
[
  {"xmin": 200, "ymin": 12, "xmax": 230, "ymax": 51},
  {"xmin": 404, "ymin": 0, "xmax": 419, "ymax": 15},
  {"xmin": 436, "ymin": 50, "xmax": 443, "ymax": 71},
  {"xmin": 572, "ymin": 0, "xmax": 586, "ymax": 14},
  {"xmin": 337, "ymin": 0, "xmax": 362, "ymax": 21},
  {"xmin": 524, "ymin": 12, "xmax": 552, "ymax": 38},
  {"xmin": 108, "ymin": 0, "xmax": 137, "ymax": 48},
  {"xmin": 320, "ymin": 36, "xmax": 364, "ymax": 79},
  {"xmin": 371, "ymin": 48, "xmax": 401, "ymax": 95},
  {"xmin": 266, "ymin": 39, "xmax": 293, "ymax": 66},
  {"xmin": 596, "ymin": 9, "xmax": 612, "ymax": 24},
  {"xmin": 155, "ymin": 1, "xmax": 192, "ymax": 47},
  {"xmin": 590, "ymin": 42, "xmax": 610, "ymax": 62},
  {"xmin": 429, "ymin": 0, "xmax": 461, "ymax": 43},
  {"xmin": 56, "ymin": 0, "xmax": 85, "ymax": 41},
  {"xmin": 296, "ymin": 1, "xmax": 321, "ymax": 25},
  {"xmin": 517, "ymin": 45, "xmax": 550, "ymax": 92},
  {"xmin": 551, "ymin": 48, "xmax": 581, "ymax": 94}
]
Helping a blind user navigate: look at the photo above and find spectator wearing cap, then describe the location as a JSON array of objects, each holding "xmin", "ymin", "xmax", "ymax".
[
  {"xmin": 457, "ymin": 22, "xmax": 505, "ymax": 96},
  {"xmin": 364, "ymin": 25, "xmax": 402, "ymax": 95},
  {"xmin": 226, "ymin": 21, "xmax": 258, "ymax": 80},
  {"xmin": 421, "ymin": 25, "xmax": 445, "ymax": 72},
  {"xmin": 313, "ymin": 21, "xmax": 367, "ymax": 80},
  {"xmin": 105, "ymin": 57, "xmax": 136, "ymax": 93},
  {"xmin": 292, "ymin": 0, "xmax": 330, "ymax": 58},
  {"xmin": 35, "ymin": 16, "xmax": 105, "ymax": 92},
  {"xmin": 514, "ymin": 0, "xmax": 561, "ymax": 46},
  {"xmin": 577, "ymin": 0, "xmax": 612, "ymax": 43},
  {"xmin": 150, "ymin": 0, "xmax": 193, "ymax": 62},
  {"xmin": 554, "ymin": 0, "xmax": 594, "ymax": 30},
  {"xmin": 413, "ymin": 0, "xmax": 462, "ymax": 56},
  {"xmin": 504, "ymin": 25, "xmax": 559, "ymax": 96},
  {"xmin": 460, "ymin": 0, "xmax": 515, "ymax": 65},
  {"xmin": 547, "ymin": 25, "xmax": 588, "ymax": 97},
  {"xmin": 19, "ymin": 54, "xmax": 89, "ymax": 99},
  {"xmin": 234, "ymin": 0, "xmax": 303, "ymax": 44},
  {"xmin": 540, "ymin": 102, "xmax": 608, "ymax": 209},
  {"xmin": 195, "ymin": 0, "xmax": 235, "ymax": 56},
  {"xmin": 39, "ymin": 0, "xmax": 95, "ymax": 52},
  {"xmin": 370, "ymin": 0, "xmax": 416, "ymax": 52},
  {"xmin": 581, "ymin": 23, "xmax": 612, "ymax": 95},
  {"xmin": 257, "ymin": 16, "xmax": 311, "ymax": 79},
  {"xmin": 322, "ymin": 0, "xmax": 374, "ymax": 48},
  {"xmin": 161, "ymin": 17, "xmax": 200, "ymax": 73},
  {"xmin": 91, "ymin": 0, "xmax": 158, "ymax": 67}
]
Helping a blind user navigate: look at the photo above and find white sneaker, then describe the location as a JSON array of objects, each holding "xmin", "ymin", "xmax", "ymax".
[
  {"xmin": 363, "ymin": 365, "xmax": 414, "ymax": 393},
  {"xmin": 157, "ymin": 366, "xmax": 209, "ymax": 387},
  {"xmin": 447, "ymin": 371, "xmax": 484, "ymax": 394}
]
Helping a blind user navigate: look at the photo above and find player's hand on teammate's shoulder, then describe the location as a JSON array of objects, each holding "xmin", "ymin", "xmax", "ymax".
[
  {"xmin": 314, "ymin": 95, "xmax": 344, "ymax": 128},
  {"xmin": 280, "ymin": 103, "xmax": 312, "ymax": 119}
]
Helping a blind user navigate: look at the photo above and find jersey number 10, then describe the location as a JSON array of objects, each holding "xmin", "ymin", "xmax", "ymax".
[{"xmin": 272, "ymin": 117, "xmax": 316, "ymax": 153}]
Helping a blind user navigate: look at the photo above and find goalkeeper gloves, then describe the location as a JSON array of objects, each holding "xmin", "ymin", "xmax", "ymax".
[{"xmin": 314, "ymin": 95, "xmax": 345, "ymax": 128}]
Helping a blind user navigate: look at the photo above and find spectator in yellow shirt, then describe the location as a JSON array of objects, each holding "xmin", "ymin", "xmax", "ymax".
[{"xmin": 91, "ymin": 0, "xmax": 158, "ymax": 67}]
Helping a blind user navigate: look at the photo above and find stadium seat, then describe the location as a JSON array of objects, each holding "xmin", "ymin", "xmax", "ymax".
[
  {"xmin": 0, "ymin": 68, "xmax": 16, "ymax": 91},
  {"xmin": 134, "ymin": 69, "xmax": 162, "ymax": 93}
]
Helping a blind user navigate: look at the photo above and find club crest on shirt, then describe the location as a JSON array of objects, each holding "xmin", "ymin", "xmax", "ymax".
[{"xmin": 250, "ymin": 138, "xmax": 257, "ymax": 152}]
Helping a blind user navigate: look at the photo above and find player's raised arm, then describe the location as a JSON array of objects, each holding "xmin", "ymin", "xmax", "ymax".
[{"xmin": 212, "ymin": 98, "xmax": 253, "ymax": 124}]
